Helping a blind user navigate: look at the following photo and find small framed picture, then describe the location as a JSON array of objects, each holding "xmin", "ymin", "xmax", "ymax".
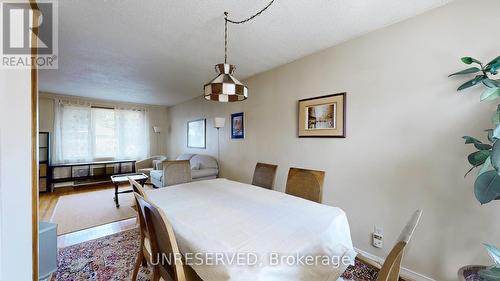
[
  {"xmin": 298, "ymin": 93, "xmax": 346, "ymax": 138},
  {"xmin": 231, "ymin": 112, "xmax": 245, "ymax": 139},
  {"xmin": 187, "ymin": 118, "xmax": 206, "ymax": 148}
]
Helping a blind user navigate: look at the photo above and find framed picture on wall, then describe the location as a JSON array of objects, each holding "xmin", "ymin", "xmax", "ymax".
[
  {"xmin": 231, "ymin": 112, "xmax": 245, "ymax": 139},
  {"xmin": 298, "ymin": 93, "xmax": 346, "ymax": 138},
  {"xmin": 187, "ymin": 118, "xmax": 206, "ymax": 148}
]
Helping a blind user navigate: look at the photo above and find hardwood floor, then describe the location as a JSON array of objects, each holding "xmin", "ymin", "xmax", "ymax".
[
  {"xmin": 57, "ymin": 217, "xmax": 137, "ymax": 248},
  {"xmin": 39, "ymin": 183, "xmax": 139, "ymax": 248}
]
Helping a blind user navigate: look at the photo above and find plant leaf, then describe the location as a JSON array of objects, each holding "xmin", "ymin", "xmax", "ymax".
[
  {"xmin": 474, "ymin": 170, "xmax": 500, "ymax": 204},
  {"xmin": 486, "ymin": 129, "xmax": 496, "ymax": 143},
  {"xmin": 475, "ymin": 142, "xmax": 493, "ymax": 150},
  {"xmin": 468, "ymin": 150, "xmax": 491, "ymax": 166},
  {"xmin": 483, "ymin": 79, "xmax": 500, "ymax": 88},
  {"xmin": 458, "ymin": 75, "xmax": 487, "ymax": 91},
  {"xmin": 479, "ymin": 157, "xmax": 492, "ymax": 177},
  {"xmin": 481, "ymin": 88, "xmax": 500, "ymax": 101},
  {"xmin": 492, "ymin": 141, "xmax": 500, "ymax": 172},
  {"xmin": 479, "ymin": 266, "xmax": 500, "ymax": 281},
  {"xmin": 462, "ymin": 57, "xmax": 482, "ymax": 65},
  {"xmin": 484, "ymin": 244, "xmax": 500, "ymax": 265},
  {"xmin": 494, "ymin": 126, "xmax": 500, "ymax": 140},
  {"xmin": 449, "ymin": 67, "xmax": 481, "ymax": 77},
  {"xmin": 486, "ymin": 56, "xmax": 500, "ymax": 75},
  {"xmin": 486, "ymin": 56, "xmax": 500, "ymax": 67},
  {"xmin": 493, "ymin": 111, "xmax": 500, "ymax": 125},
  {"xmin": 463, "ymin": 136, "xmax": 482, "ymax": 144}
]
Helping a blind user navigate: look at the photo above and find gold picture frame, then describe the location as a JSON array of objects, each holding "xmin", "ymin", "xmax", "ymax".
[{"xmin": 298, "ymin": 93, "xmax": 346, "ymax": 138}]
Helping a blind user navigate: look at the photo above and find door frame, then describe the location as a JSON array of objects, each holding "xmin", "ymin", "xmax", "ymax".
[{"xmin": 30, "ymin": 0, "xmax": 40, "ymax": 280}]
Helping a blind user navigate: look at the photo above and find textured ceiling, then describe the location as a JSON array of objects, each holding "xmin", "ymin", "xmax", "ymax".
[{"xmin": 39, "ymin": 0, "xmax": 453, "ymax": 106}]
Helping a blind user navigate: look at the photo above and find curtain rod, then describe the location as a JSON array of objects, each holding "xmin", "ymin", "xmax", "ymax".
[
  {"xmin": 91, "ymin": 105, "xmax": 114, "ymax": 110},
  {"xmin": 39, "ymin": 92, "xmax": 167, "ymax": 110}
]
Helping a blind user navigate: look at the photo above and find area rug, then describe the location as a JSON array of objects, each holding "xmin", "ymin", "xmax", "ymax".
[
  {"xmin": 50, "ymin": 187, "xmax": 136, "ymax": 235},
  {"xmin": 51, "ymin": 228, "xmax": 386, "ymax": 281}
]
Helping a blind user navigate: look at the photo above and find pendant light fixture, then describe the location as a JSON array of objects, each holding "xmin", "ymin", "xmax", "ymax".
[{"xmin": 204, "ymin": 1, "xmax": 275, "ymax": 102}]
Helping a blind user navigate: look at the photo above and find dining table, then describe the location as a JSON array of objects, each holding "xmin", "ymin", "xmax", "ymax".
[{"xmin": 145, "ymin": 178, "xmax": 356, "ymax": 281}]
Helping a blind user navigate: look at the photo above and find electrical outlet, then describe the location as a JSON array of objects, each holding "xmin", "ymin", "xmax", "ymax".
[{"xmin": 372, "ymin": 225, "xmax": 383, "ymax": 248}]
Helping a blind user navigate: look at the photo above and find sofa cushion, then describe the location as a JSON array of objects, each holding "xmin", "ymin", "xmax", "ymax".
[
  {"xmin": 191, "ymin": 168, "xmax": 218, "ymax": 179},
  {"xmin": 152, "ymin": 160, "xmax": 163, "ymax": 170},
  {"xmin": 191, "ymin": 162, "xmax": 201, "ymax": 170},
  {"xmin": 151, "ymin": 155, "xmax": 167, "ymax": 162},
  {"xmin": 176, "ymin": 154, "xmax": 195, "ymax": 161},
  {"xmin": 150, "ymin": 170, "xmax": 163, "ymax": 181},
  {"xmin": 190, "ymin": 155, "xmax": 218, "ymax": 170}
]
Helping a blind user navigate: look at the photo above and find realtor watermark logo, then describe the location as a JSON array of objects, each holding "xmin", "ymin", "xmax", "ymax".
[{"xmin": 1, "ymin": 1, "xmax": 58, "ymax": 69}]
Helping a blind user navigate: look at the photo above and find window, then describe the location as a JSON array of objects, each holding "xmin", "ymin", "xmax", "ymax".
[
  {"xmin": 53, "ymin": 101, "xmax": 149, "ymax": 163},
  {"xmin": 92, "ymin": 108, "xmax": 116, "ymax": 159},
  {"xmin": 59, "ymin": 105, "xmax": 91, "ymax": 162}
]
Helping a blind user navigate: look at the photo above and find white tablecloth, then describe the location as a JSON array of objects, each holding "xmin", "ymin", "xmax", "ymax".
[{"xmin": 146, "ymin": 178, "xmax": 356, "ymax": 281}]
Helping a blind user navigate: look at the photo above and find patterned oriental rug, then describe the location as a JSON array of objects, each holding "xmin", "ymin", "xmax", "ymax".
[{"xmin": 51, "ymin": 228, "xmax": 382, "ymax": 281}]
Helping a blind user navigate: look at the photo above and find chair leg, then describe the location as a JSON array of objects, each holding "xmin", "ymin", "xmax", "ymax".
[
  {"xmin": 131, "ymin": 251, "xmax": 142, "ymax": 281},
  {"xmin": 152, "ymin": 268, "xmax": 160, "ymax": 281}
]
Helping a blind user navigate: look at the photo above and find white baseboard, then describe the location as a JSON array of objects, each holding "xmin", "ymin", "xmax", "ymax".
[{"xmin": 354, "ymin": 248, "xmax": 435, "ymax": 281}]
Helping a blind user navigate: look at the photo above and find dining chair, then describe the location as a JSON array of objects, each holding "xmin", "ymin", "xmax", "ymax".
[
  {"xmin": 130, "ymin": 190, "xmax": 153, "ymax": 281},
  {"xmin": 285, "ymin": 167, "xmax": 325, "ymax": 203},
  {"xmin": 134, "ymin": 193, "xmax": 188, "ymax": 281},
  {"xmin": 164, "ymin": 160, "xmax": 192, "ymax": 186},
  {"xmin": 251, "ymin": 162, "xmax": 278, "ymax": 189},
  {"xmin": 357, "ymin": 210, "xmax": 423, "ymax": 281},
  {"xmin": 129, "ymin": 177, "xmax": 148, "ymax": 199}
]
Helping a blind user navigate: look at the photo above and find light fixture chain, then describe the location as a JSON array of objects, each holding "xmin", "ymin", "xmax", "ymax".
[
  {"xmin": 223, "ymin": 0, "xmax": 275, "ymax": 64},
  {"xmin": 226, "ymin": 0, "xmax": 275, "ymax": 24},
  {"xmin": 224, "ymin": 12, "xmax": 228, "ymax": 64}
]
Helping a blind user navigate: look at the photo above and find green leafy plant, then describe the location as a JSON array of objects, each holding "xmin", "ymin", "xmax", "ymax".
[
  {"xmin": 451, "ymin": 56, "xmax": 500, "ymax": 281},
  {"xmin": 479, "ymin": 244, "xmax": 500, "ymax": 280},
  {"xmin": 450, "ymin": 56, "xmax": 500, "ymax": 205}
]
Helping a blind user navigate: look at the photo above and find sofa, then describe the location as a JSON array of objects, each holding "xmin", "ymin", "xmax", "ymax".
[
  {"xmin": 150, "ymin": 154, "xmax": 219, "ymax": 188},
  {"xmin": 135, "ymin": 155, "xmax": 167, "ymax": 183}
]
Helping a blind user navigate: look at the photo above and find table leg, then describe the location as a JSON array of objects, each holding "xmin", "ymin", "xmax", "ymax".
[{"xmin": 113, "ymin": 183, "xmax": 120, "ymax": 208}]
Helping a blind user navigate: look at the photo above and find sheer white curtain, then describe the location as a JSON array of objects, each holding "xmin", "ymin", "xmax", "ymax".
[
  {"xmin": 114, "ymin": 107, "xmax": 150, "ymax": 160},
  {"xmin": 52, "ymin": 98, "xmax": 150, "ymax": 163},
  {"xmin": 53, "ymin": 99, "xmax": 93, "ymax": 163}
]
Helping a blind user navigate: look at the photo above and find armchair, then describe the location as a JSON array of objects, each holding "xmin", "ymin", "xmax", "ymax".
[{"xmin": 135, "ymin": 155, "xmax": 167, "ymax": 183}]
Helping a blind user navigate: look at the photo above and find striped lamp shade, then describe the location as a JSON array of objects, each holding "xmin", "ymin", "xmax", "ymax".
[{"xmin": 204, "ymin": 63, "xmax": 248, "ymax": 102}]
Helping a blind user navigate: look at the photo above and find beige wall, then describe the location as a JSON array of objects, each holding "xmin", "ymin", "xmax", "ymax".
[
  {"xmin": 39, "ymin": 93, "xmax": 169, "ymax": 157},
  {"xmin": 166, "ymin": 0, "xmax": 500, "ymax": 280}
]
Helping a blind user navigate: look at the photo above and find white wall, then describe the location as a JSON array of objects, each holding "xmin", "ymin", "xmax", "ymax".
[
  {"xmin": 0, "ymin": 69, "xmax": 33, "ymax": 279},
  {"xmin": 39, "ymin": 93, "xmax": 169, "ymax": 158},
  {"xmin": 166, "ymin": 1, "xmax": 500, "ymax": 280}
]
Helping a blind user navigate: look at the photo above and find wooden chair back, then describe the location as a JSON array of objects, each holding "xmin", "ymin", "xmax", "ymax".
[
  {"xmin": 134, "ymin": 193, "xmax": 186, "ymax": 281},
  {"xmin": 285, "ymin": 167, "xmax": 325, "ymax": 203},
  {"xmin": 164, "ymin": 160, "xmax": 192, "ymax": 186},
  {"xmin": 130, "ymin": 178, "xmax": 149, "ymax": 244},
  {"xmin": 251, "ymin": 162, "xmax": 278, "ymax": 189},
  {"xmin": 129, "ymin": 177, "xmax": 147, "ymax": 199},
  {"xmin": 376, "ymin": 210, "xmax": 423, "ymax": 281}
]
